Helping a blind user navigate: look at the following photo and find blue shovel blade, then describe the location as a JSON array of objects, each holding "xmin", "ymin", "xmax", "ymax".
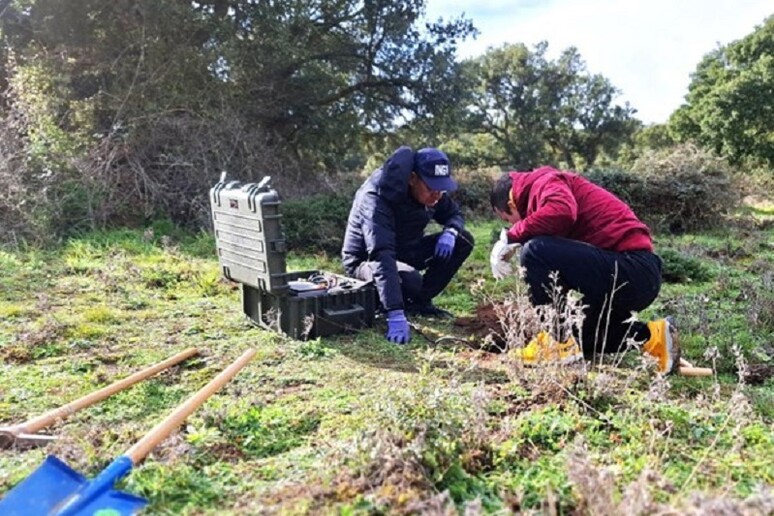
[
  {"xmin": 0, "ymin": 455, "xmax": 85, "ymax": 515},
  {"xmin": 63, "ymin": 488, "xmax": 148, "ymax": 516},
  {"xmin": 0, "ymin": 455, "xmax": 147, "ymax": 516}
]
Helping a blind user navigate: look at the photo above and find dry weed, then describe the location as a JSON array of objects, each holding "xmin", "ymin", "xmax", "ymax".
[{"xmin": 568, "ymin": 443, "xmax": 773, "ymax": 516}]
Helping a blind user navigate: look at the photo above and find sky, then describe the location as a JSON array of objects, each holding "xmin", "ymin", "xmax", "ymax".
[{"xmin": 425, "ymin": 0, "xmax": 772, "ymax": 125}]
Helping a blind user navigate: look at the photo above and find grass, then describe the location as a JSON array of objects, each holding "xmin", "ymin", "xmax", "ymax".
[{"xmin": 0, "ymin": 220, "xmax": 772, "ymax": 514}]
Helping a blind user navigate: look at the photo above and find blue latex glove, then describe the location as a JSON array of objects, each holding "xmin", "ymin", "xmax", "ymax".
[
  {"xmin": 434, "ymin": 228, "xmax": 457, "ymax": 260},
  {"xmin": 386, "ymin": 309, "xmax": 411, "ymax": 344}
]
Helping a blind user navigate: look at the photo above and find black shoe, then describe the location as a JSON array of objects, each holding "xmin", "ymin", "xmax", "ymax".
[{"xmin": 404, "ymin": 302, "xmax": 454, "ymax": 319}]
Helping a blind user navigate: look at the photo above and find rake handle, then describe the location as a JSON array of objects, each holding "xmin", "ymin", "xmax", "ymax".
[
  {"xmin": 15, "ymin": 347, "xmax": 199, "ymax": 435},
  {"xmin": 678, "ymin": 357, "xmax": 713, "ymax": 377},
  {"xmin": 125, "ymin": 348, "xmax": 256, "ymax": 464},
  {"xmin": 679, "ymin": 366, "xmax": 713, "ymax": 377}
]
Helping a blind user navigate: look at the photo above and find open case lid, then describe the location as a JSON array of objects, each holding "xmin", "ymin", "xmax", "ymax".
[{"xmin": 210, "ymin": 174, "xmax": 290, "ymax": 294}]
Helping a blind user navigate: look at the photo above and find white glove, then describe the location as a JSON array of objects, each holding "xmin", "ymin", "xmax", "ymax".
[{"xmin": 490, "ymin": 229, "xmax": 521, "ymax": 280}]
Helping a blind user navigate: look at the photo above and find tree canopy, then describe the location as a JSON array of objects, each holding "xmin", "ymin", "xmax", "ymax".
[
  {"xmin": 3, "ymin": 0, "xmax": 767, "ymax": 243},
  {"xmin": 0, "ymin": 0, "xmax": 475, "ymax": 165},
  {"xmin": 460, "ymin": 42, "xmax": 637, "ymax": 170},
  {"xmin": 670, "ymin": 15, "xmax": 774, "ymax": 168},
  {"xmin": 0, "ymin": 0, "xmax": 475, "ymax": 237}
]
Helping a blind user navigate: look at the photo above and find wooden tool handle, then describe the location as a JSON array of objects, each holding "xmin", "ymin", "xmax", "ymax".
[
  {"xmin": 679, "ymin": 366, "xmax": 713, "ymax": 377},
  {"xmin": 18, "ymin": 347, "xmax": 199, "ymax": 434},
  {"xmin": 125, "ymin": 348, "xmax": 256, "ymax": 464}
]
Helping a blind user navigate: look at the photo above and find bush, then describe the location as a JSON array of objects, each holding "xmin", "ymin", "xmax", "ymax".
[
  {"xmin": 0, "ymin": 103, "xmax": 306, "ymax": 245},
  {"xmin": 578, "ymin": 168, "xmax": 644, "ymax": 207},
  {"xmin": 281, "ymin": 191, "xmax": 356, "ymax": 255},
  {"xmin": 453, "ymin": 167, "xmax": 501, "ymax": 218},
  {"xmin": 0, "ymin": 73, "xmax": 94, "ymax": 245},
  {"xmin": 659, "ymin": 248, "xmax": 712, "ymax": 284},
  {"xmin": 585, "ymin": 144, "xmax": 739, "ymax": 233}
]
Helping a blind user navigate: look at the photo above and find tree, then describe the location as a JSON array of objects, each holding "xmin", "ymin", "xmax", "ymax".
[
  {"xmin": 198, "ymin": 0, "xmax": 475, "ymax": 168},
  {"xmin": 0, "ymin": 0, "xmax": 476, "ymax": 240},
  {"xmin": 1, "ymin": 0, "xmax": 474, "ymax": 168},
  {"xmin": 670, "ymin": 15, "xmax": 774, "ymax": 168},
  {"xmin": 462, "ymin": 42, "xmax": 636, "ymax": 169}
]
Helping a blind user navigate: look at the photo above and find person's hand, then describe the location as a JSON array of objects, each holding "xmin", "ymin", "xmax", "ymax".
[
  {"xmin": 434, "ymin": 228, "xmax": 457, "ymax": 260},
  {"xmin": 386, "ymin": 309, "xmax": 411, "ymax": 344},
  {"xmin": 490, "ymin": 229, "xmax": 521, "ymax": 280}
]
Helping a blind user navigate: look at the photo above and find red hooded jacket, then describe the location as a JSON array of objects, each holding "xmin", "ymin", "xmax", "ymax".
[{"xmin": 505, "ymin": 167, "xmax": 653, "ymax": 252}]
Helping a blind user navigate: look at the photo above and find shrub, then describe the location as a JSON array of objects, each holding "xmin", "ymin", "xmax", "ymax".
[
  {"xmin": 0, "ymin": 80, "xmax": 84, "ymax": 245},
  {"xmin": 579, "ymin": 168, "xmax": 644, "ymax": 208},
  {"xmin": 632, "ymin": 144, "xmax": 739, "ymax": 232},
  {"xmin": 0, "ymin": 101, "xmax": 306, "ymax": 245},
  {"xmin": 281, "ymin": 191, "xmax": 356, "ymax": 255},
  {"xmin": 453, "ymin": 167, "xmax": 501, "ymax": 218},
  {"xmin": 659, "ymin": 249, "xmax": 712, "ymax": 284},
  {"xmin": 585, "ymin": 144, "xmax": 739, "ymax": 233}
]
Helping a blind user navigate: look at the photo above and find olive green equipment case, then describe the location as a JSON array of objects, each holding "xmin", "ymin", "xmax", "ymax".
[{"xmin": 209, "ymin": 174, "xmax": 376, "ymax": 339}]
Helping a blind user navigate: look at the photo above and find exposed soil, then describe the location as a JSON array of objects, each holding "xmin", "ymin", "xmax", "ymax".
[
  {"xmin": 453, "ymin": 302, "xmax": 504, "ymax": 350},
  {"xmin": 744, "ymin": 363, "xmax": 774, "ymax": 385}
]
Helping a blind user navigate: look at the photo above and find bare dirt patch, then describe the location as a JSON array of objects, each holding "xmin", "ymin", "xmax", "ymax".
[{"xmin": 454, "ymin": 302, "xmax": 504, "ymax": 350}]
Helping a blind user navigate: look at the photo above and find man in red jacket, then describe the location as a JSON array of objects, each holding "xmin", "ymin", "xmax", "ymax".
[{"xmin": 489, "ymin": 167, "xmax": 678, "ymax": 374}]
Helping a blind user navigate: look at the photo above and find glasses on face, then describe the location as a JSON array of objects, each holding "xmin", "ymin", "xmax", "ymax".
[{"xmin": 419, "ymin": 179, "xmax": 446, "ymax": 196}]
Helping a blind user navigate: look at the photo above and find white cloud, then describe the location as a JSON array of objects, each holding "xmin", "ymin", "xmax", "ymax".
[{"xmin": 426, "ymin": 0, "xmax": 772, "ymax": 124}]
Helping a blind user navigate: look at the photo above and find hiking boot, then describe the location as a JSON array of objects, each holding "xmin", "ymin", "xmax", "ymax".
[
  {"xmin": 404, "ymin": 302, "xmax": 454, "ymax": 319},
  {"xmin": 643, "ymin": 317, "xmax": 681, "ymax": 374},
  {"xmin": 508, "ymin": 331, "xmax": 584, "ymax": 366}
]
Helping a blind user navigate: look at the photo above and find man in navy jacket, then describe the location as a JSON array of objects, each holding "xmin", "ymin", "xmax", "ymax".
[{"xmin": 342, "ymin": 146, "xmax": 474, "ymax": 344}]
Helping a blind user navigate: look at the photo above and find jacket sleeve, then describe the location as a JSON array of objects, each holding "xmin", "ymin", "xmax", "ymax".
[
  {"xmin": 506, "ymin": 174, "xmax": 577, "ymax": 242},
  {"xmin": 359, "ymin": 192, "xmax": 404, "ymax": 311},
  {"xmin": 432, "ymin": 195, "xmax": 465, "ymax": 232}
]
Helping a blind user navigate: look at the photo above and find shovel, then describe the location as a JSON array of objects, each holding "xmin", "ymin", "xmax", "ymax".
[
  {"xmin": 0, "ymin": 348, "xmax": 256, "ymax": 516},
  {"xmin": 0, "ymin": 347, "xmax": 200, "ymax": 449}
]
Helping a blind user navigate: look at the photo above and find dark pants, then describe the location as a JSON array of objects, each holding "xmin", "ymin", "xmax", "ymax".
[
  {"xmin": 520, "ymin": 236, "xmax": 662, "ymax": 357},
  {"xmin": 355, "ymin": 229, "xmax": 475, "ymax": 307}
]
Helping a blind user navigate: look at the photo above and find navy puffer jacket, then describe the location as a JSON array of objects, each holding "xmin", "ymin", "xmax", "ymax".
[{"xmin": 341, "ymin": 146, "xmax": 465, "ymax": 311}]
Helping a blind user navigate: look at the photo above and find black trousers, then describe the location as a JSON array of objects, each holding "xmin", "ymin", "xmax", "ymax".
[
  {"xmin": 354, "ymin": 229, "xmax": 474, "ymax": 307},
  {"xmin": 519, "ymin": 236, "xmax": 662, "ymax": 357}
]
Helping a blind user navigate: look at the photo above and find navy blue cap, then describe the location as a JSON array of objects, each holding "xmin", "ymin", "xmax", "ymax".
[{"xmin": 414, "ymin": 148, "xmax": 457, "ymax": 192}]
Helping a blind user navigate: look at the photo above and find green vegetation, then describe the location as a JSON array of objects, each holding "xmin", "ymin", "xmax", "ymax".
[
  {"xmin": 7, "ymin": 3, "xmax": 770, "ymax": 247},
  {"xmin": 1, "ymin": 220, "xmax": 772, "ymax": 514},
  {"xmin": 671, "ymin": 16, "xmax": 774, "ymax": 168},
  {"xmin": 585, "ymin": 143, "xmax": 738, "ymax": 233},
  {"xmin": 2, "ymin": 3, "xmax": 771, "ymax": 511},
  {"xmin": 459, "ymin": 42, "xmax": 637, "ymax": 170},
  {"xmin": 282, "ymin": 192, "xmax": 358, "ymax": 255}
]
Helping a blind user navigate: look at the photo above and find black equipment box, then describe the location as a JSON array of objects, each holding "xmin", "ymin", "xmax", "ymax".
[{"xmin": 210, "ymin": 174, "xmax": 376, "ymax": 339}]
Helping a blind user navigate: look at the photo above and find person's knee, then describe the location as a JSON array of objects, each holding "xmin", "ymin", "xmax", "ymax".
[{"xmin": 350, "ymin": 261, "xmax": 373, "ymax": 282}]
